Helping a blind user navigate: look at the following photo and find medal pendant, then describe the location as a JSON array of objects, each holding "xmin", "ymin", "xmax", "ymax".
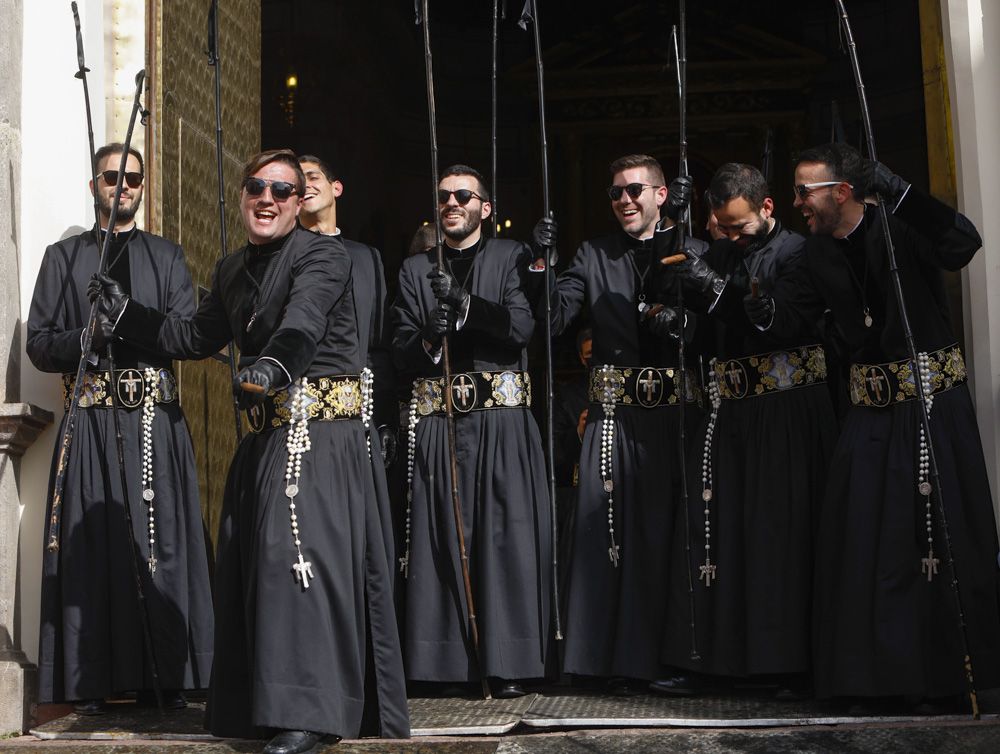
[{"xmin": 863, "ymin": 309, "xmax": 873, "ymax": 328}]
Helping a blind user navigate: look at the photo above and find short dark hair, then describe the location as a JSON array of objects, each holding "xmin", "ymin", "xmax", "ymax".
[
  {"xmin": 795, "ymin": 143, "xmax": 866, "ymax": 201},
  {"xmin": 298, "ymin": 154, "xmax": 336, "ymax": 182},
  {"xmin": 706, "ymin": 163, "xmax": 769, "ymax": 212},
  {"xmin": 408, "ymin": 224, "xmax": 438, "ymax": 256},
  {"xmin": 242, "ymin": 148, "xmax": 306, "ymax": 196},
  {"xmin": 608, "ymin": 154, "xmax": 666, "ymax": 186},
  {"xmin": 94, "ymin": 143, "xmax": 144, "ymax": 175},
  {"xmin": 440, "ymin": 164, "xmax": 490, "ymax": 201}
]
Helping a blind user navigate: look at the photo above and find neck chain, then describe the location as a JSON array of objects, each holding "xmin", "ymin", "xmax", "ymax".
[
  {"xmin": 625, "ymin": 243, "xmax": 654, "ymax": 306},
  {"xmin": 445, "ymin": 240, "xmax": 480, "ymax": 291}
]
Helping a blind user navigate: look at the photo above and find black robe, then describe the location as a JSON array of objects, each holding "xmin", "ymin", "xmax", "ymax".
[
  {"xmin": 660, "ymin": 225, "xmax": 838, "ymax": 677},
  {"xmin": 769, "ymin": 188, "xmax": 1000, "ymax": 698},
  {"xmin": 27, "ymin": 228, "xmax": 214, "ymax": 703},
  {"xmin": 392, "ymin": 238, "xmax": 552, "ymax": 683},
  {"xmin": 114, "ymin": 226, "xmax": 409, "ymax": 738},
  {"xmin": 550, "ymin": 229, "xmax": 707, "ymax": 681}
]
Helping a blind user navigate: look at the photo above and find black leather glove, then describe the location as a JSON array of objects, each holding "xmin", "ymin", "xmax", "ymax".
[
  {"xmin": 233, "ymin": 359, "xmax": 287, "ymax": 409},
  {"xmin": 646, "ymin": 305, "xmax": 683, "ymax": 341},
  {"xmin": 89, "ymin": 311, "xmax": 116, "ymax": 351},
  {"xmin": 665, "ymin": 175, "xmax": 693, "ymax": 222},
  {"xmin": 427, "ymin": 268, "xmax": 469, "ymax": 309},
  {"xmin": 421, "ymin": 302, "xmax": 456, "ymax": 349},
  {"xmin": 88, "ymin": 273, "xmax": 129, "ymax": 320},
  {"xmin": 864, "ymin": 159, "xmax": 910, "ymax": 204},
  {"xmin": 743, "ymin": 293, "xmax": 775, "ymax": 327},
  {"xmin": 676, "ymin": 249, "xmax": 726, "ymax": 295},
  {"xmin": 532, "ymin": 216, "xmax": 558, "ymax": 267},
  {"xmin": 378, "ymin": 425, "xmax": 397, "ymax": 468}
]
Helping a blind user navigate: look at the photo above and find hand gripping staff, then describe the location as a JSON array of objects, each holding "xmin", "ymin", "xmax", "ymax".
[
  {"xmin": 416, "ymin": 0, "xmax": 492, "ymax": 700},
  {"xmin": 835, "ymin": 0, "xmax": 979, "ymax": 718}
]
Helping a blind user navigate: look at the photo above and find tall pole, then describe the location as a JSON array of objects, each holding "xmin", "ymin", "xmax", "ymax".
[
  {"xmin": 419, "ymin": 0, "xmax": 491, "ymax": 700},
  {"xmin": 490, "ymin": 0, "xmax": 500, "ymax": 239},
  {"xmin": 207, "ymin": 0, "xmax": 244, "ymax": 443},
  {"xmin": 519, "ymin": 0, "xmax": 562, "ymax": 642},
  {"xmin": 671, "ymin": 4, "xmax": 699, "ymax": 662},
  {"xmin": 834, "ymin": 0, "xmax": 978, "ymax": 718}
]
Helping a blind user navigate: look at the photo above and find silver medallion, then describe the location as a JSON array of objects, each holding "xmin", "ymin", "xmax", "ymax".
[{"xmin": 142, "ymin": 489, "xmax": 155, "ymax": 501}]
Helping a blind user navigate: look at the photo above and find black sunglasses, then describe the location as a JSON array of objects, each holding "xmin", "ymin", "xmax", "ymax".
[
  {"xmin": 243, "ymin": 177, "xmax": 298, "ymax": 201},
  {"xmin": 100, "ymin": 170, "xmax": 144, "ymax": 189},
  {"xmin": 437, "ymin": 188, "xmax": 486, "ymax": 206},
  {"xmin": 607, "ymin": 183, "xmax": 661, "ymax": 201}
]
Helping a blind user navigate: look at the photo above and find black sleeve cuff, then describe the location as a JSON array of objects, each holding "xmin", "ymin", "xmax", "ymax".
[
  {"xmin": 463, "ymin": 294, "xmax": 512, "ymax": 340},
  {"xmin": 259, "ymin": 328, "xmax": 317, "ymax": 382},
  {"xmin": 114, "ymin": 299, "xmax": 168, "ymax": 349}
]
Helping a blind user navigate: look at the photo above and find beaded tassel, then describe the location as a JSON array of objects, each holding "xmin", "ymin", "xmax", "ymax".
[
  {"xmin": 699, "ymin": 362, "xmax": 720, "ymax": 586},
  {"xmin": 361, "ymin": 367, "xmax": 374, "ymax": 460},
  {"xmin": 599, "ymin": 366, "xmax": 620, "ymax": 566},
  {"xmin": 916, "ymin": 351, "xmax": 939, "ymax": 581},
  {"xmin": 286, "ymin": 378, "xmax": 315, "ymax": 590},
  {"xmin": 141, "ymin": 368, "xmax": 158, "ymax": 576},
  {"xmin": 400, "ymin": 393, "xmax": 419, "ymax": 578}
]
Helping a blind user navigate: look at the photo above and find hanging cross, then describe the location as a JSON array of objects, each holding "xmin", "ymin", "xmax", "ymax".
[
  {"xmin": 699, "ymin": 559, "xmax": 717, "ymax": 586},
  {"xmin": 147, "ymin": 555, "xmax": 157, "ymax": 577},
  {"xmin": 639, "ymin": 372, "xmax": 661, "ymax": 402},
  {"xmin": 398, "ymin": 554, "xmax": 409, "ymax": 578},
  {"xmin": 292, "ymin": 551, "xmax": 314, "ymax": 589},
  {"xmin": 608, "ymin": 542, "xmax": 620, "ymax": 567},
  {"xmin": 921, "ymin": 551, "xmax": 939, "ymax": 582}
]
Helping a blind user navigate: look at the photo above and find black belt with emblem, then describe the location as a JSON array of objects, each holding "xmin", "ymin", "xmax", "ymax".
[
  {"xmin": 412, "ymin": 370, "xmax": 532, "ymax": 417},
  {"xmin": 849, "ymin": 344, "xmax": 966, "ymax": 408},
  {"xmin": 712, "ymin": 344, "xmax": 827, "ymax": 401},
  {"xmin": 587, "ymin": 365, "xmax": 699, "ymax": 408},
  {"xmin": 245, "ymin": 374, "xmax": 363, "ymax": 433},
  {"xmin": 62, "ymin": 368, "xmax": 178, "ymax": 410}
]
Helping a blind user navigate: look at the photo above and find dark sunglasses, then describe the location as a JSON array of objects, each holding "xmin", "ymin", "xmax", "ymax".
[
  {"xmin": 792, "ymin": 181, "xmax": 849, "ymax": 200},
  {"xmin": 437, "ymin": 188, "xmax": 486, "ymax": 205},
  {"xmin": 607, "ymin": 183, "xmax": 661, "ymax": 201},
  {"xmin": 243, "ymin": 177, "xmax": 298, "ymax": 201},
  {"xmin": 100, "ymin": 170, "xmax": 144, "ymax": 189}
]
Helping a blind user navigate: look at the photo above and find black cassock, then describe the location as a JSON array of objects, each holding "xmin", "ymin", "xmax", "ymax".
[
  {"xmin": 769, "ymin": 187, "xmax": 1000, "ymax": 698},
  {"xmin": 551, "ymin": 229, "xmax": 706, "ymax": 681},
  {"xmin": 27, "ymin": 228, "xmax": 214, "ymax": 703},
  {"xmin": 392, "ymin": 238, "xmax": 551, "ymax": 682},
  {"xmin": 114, "ymin": 227, "xmax": 409, "ymax": 738},
  {"xmin": 660, "ymin": 224, "xmax": 838, "ymax": 677}
]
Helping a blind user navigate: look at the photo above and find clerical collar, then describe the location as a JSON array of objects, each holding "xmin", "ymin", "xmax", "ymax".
[
  {"xmin": 445, "ymin": 236, "xmax": 482, "ymax": 257},
  {"xmin": 318, "ymin": 227, "xmax": 342, "ymax": 237},
  {"xmin": 248, "ymin": 231, "xmax": 292, "ymax": 257},
  {"xmin": 839, "ymin": 209, "xmax": 867, "ymax": 243},
  {"xmin": 97, "ymin": 223, "xmax": 137, "ymax": 240}
]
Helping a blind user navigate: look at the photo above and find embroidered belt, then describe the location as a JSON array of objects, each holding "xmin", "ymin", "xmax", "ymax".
[
  {"xmin": 62, "ymin": 368, "xmax": 178, "ymax": 410},
  {"xmin": 411, "ymin": 370, "xmax": 531, "ymax": 416},
  {"xmin": 246, "ymin": 374, "xmax": 363, "ymax": 433},
  {"xmin": 849, "ymin": 345, "xmax": 966, "ymax": 408},
  {"xmin": 588, "ymin": 365, "xmax": 699, "ymax": 408},
  {"xmin": 712, "ymin": 344, "xmax": 827, "ymax": 401}
]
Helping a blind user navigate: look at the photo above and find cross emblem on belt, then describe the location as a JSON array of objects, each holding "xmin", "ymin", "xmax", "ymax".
[
  {"xmin": 866, "ymin": 368, "xmax": 885, "ymax": 402},
  {"xmin": 639, "ymin": 371, "xmax": 661, "ymax": 402},
  {"xmin": 120, "ymin": 371, "xmax": 142, "ymax": 403},
  {"xmin": 726, "ymin": 364, "xmax": 743, "ymax": 389},
  {"xmin": 452, "ymin": 374, "xmax": 474, "ymax": 409}
]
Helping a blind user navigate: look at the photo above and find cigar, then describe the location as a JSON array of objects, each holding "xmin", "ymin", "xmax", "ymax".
[
  {"xmin": 239, "ymin": 382, "xmax": 266, "ymax": 394},
  {"xmin": 660, "ymin": 253, "xmax": 687, "ymax": 265},
  {"xmin": 750, "ymin": 276, "xmax": 760, "ymax": 298}
]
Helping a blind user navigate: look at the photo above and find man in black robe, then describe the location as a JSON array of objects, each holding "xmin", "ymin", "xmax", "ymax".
[
  {"xmin": 655, "ymin": 163, "xmax": 837, "ymax": 698},
  {"xmin": 93, "ymin": 149, "xmax": 409, "ymax": 753},
  {"xmin": 767, "ymin": 143, "xmax": 1000, "ymax": 708},
  {"xmin": 545, "ymin": 154, "xmax": 706, "ymax": 691},
  {"xmin": 392, "ymin": 164, "xmax": 551, "ymax": 699},
  {"xmin": 27, "ymin": 143, "xmax": 213, "ymax": 714}
]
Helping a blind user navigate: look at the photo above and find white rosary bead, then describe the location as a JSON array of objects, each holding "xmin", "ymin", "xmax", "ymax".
[
  {"xmin": 698, "ymin": 362, "xmax": 721, "ymax": 587},
  {"xmin": 400, "ymin": 393, "xmax": 420, "ymax": 578},
  {"xmin": 141, "ymin": 368, "xmax": 158, "ymax": 576}
]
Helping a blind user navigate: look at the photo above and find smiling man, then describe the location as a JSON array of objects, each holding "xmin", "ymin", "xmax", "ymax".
[
  {"xmin": 544, "ymin": 154, "xmax": 707, "ymax": 692},
  {"xmin": 27, "ymin": 142, "xmax": 213, "ymax": 716},
  {"xmin": 392, "ymin": 164, "xmax": 552, "ymax": 699},
  {"xmin": 92, "ymin": 148, "xmax": 409, "ymax": 752},
  {"xmin": 765, "ymin": 142, "xmax": 1000, "ymax": 710}
]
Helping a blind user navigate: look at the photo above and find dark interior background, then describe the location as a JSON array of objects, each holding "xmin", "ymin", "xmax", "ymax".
[{"xmin": 261, "ymin": 0, "xmax": 930, "ymax": 374}]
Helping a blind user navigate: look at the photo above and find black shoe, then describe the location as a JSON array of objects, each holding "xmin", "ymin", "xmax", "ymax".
[
  {"xmin": 263, "ymin": 730, "xmax": 323, "ymax": 754},
  {"xmin": 494, "ymin": 680, "xmax": 526, "ymax": 699},
  {"xmin": 649, "ymin": 674, "xmax": 698, "ymax": 696},
  {"xmin": 137, "ymin": 689, "xmax": 187, "ymax": 710},
  {"xmin": 74, "ymin": 699, "xmax": 107, "ymax": 716}
]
